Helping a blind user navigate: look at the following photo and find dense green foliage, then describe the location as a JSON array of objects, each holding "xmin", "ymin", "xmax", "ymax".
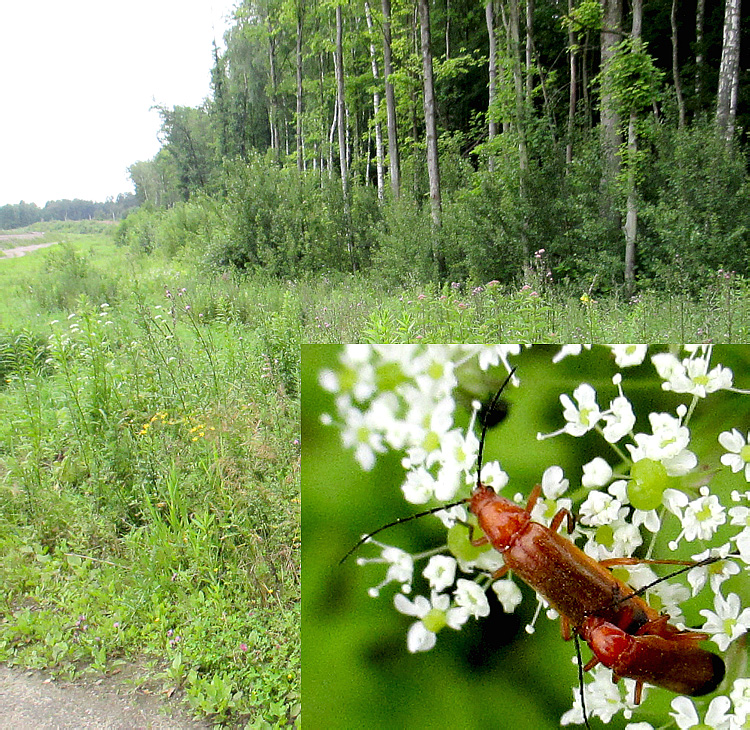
[{"xmin": 121, "ymin": 0, "xmax": 750, "ymax": 292}]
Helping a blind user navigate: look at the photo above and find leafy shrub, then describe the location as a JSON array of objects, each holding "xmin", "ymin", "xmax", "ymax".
[
  {"xmin": 639, "ymin": 121, "xmax": 750, "ymax": 290},
  {"xmin": 0, "ymin": 329, "xmax": 50, "ymax": 384},
  {"xmin": 27, "ymin": 244, "xmax": 121, "ymax": 311}
]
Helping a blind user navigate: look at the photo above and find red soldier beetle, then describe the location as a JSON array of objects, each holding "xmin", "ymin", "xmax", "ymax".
[
  {"xmin": 580, "ymin": 615, "xmax": 726, "ymax": 704},
  {"xmin": 342, "ymin": 368, "xmax": 729, "ymax": 727}
]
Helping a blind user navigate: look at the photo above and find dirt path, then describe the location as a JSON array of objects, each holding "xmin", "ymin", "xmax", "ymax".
[
  {"xmin": 0, "ymin": 665, "xmax": 211, "ymax": 729},
  {"xmin": 0, "ymin": 242, "xmax": 58, "ymax": 258},
  {"xmin": 0, "ymin": 231, "xmax": 58, "ymax": 259}
]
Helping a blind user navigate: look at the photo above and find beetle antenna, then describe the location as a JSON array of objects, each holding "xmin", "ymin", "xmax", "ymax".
[
  {"xmin": 476, "ymin": 367, "xmax": 517, "ymax": 491},
  {"xmin": 599, "ymin": 552, "xmax": 741, "ymax": 612},
  {"xmin": 339, "ymin": 499, "xmax": 467, "ymax": 565},
  {"xmin": 573, "ymin": 631, "xmax": 591, "ymax": 730},
  {"xmin": 341, "ymin": 366, "xmax": 517, "ymax": 566}
]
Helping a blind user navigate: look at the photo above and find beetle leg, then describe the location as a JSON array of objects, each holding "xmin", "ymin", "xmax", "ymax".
[
  {"xmin": 633, "ymin": 680, "xmax": 643, "ymax": 705},
  {"xmin": 549, "ymin": 506, "xmax": 575, "ymax": 534},
  {"xmin": 523, "ymin": 483, "xmax": 543, "ymax": 512},
  {"xmin": 491, "ymin": 564, "xmax": 510, "ymax": 580},
  {"xmin": 583, "ymin": 655, "xmax": 600, "ymax": 672},
  {"xmin": 468, "ymin": 521, "xmax": 489, "ymax": 547}
]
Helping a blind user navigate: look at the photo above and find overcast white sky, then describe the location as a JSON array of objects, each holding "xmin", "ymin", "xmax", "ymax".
[{"xmin": 0, "ymin": 0, "xmax": 237, "ymax": 207}]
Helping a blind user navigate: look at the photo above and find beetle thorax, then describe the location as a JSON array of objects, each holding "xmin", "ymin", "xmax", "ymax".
[{"xmin": 471, "ymin": 484, "xmax": 531, "ymax": 552}]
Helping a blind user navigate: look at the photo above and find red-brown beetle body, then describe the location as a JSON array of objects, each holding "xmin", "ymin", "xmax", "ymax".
[
  {"xmin": 581, "ymin": 616, "xmax": 725, "ymax": 697},
  {"xmin": 472, "ymin": 483, "xmax": 656, "ymax": 634},
  {"xmin": 469, "ymin": 481, "xmax": 725, "ymax": 702}
]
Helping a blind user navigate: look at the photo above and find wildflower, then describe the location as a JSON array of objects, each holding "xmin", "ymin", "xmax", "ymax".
[
  {"xmin": 600, "ymin": 375, "xmax": 636, "ymax": 443},
  {"xmin": 453, "ymin": 578, "xmax": 490, "ymax": 619},
  {"xmin": 544, "ymin": 383, "xmax": 601, "ymax": 438},
  {"xmin": 563, "ymin": 384, "xmax": 602, "ymax": 434},
  {"xmin": 699, "ymin": 591, "xmax": 750, "ymax": 651},
  {"xmin": 581, "ymin": 457, "xmax": 613, "ymax": 488},
  {"xmin": 730, "ymin": 678, "xmax": 750, "ymax": 723},
  {"xmin": 491, "ymin": 579, "xmax": 523, "ymax": 612},
  {"xmin": 423, "ymin": 555, "xmax": 457, "ymax": 592},
  {"xmin": 669, "ymin": 487, "xmax": 726, "ymax": 548},
  {"xmin": 357, "ymin": 541, "xmax": 414, "ymax": 597},
  {"xmin": 552, "ymin": 345, "xmax": 592, "ymax": 362},
  {"xmin": 394, "ymin": 591, "xmax": 468, "ymax": 652},
  {"xmin": 579, "ymin": 490, "xmax": 623, "ymax": 527},
  {"xmin": 561, "ymin": 664, "xmax": 637, "ymax": 725},
  {"xmin": 687, "ymin": 546, "xmax": 738, "ymax": 596},
  {"xmin": 669, "ymin": 695, "xmax": 731, "ymax": 729},
  {"xmin": 719, "ymin": 428, "xmax": 750, "ymax": 482},
  {"xmin": 609, "ymin": 344, "xmax": 648, "ymax": 368},
  {"xmin": 652, "ymin": 350, "xmax": 733, "ymax": 397},
  {"xmin": 339, "ymin": 405, "xmax": 386, "ymax": 471},
  {"xmin": 626, "ymin": 410, "xmax": 697, "ymax": 476}
]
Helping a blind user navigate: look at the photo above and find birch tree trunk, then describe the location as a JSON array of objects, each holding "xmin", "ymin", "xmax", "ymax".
[
  {"xmin": 486, "ymin": 0, "xmax": 498, "ymax": 171},
  {"xmin": 671, "ymin": 0, "xmax": 685, "ymax": 128},
  {"xmin": 418, "ymin": 0, "xmax": 446, "ymax": 278},
  {"xmin": 526, "ymin": 0, "xmax": 534, "ymax": 102},
  {"xmin": 296, "ymin": 3, "xmax": 305, "ymax": 171},
  {"xmin": 509, "ymin": 0, "xmax": 528, "ymax": 177},
  {"xmin": 365, "ymin": 1, "xmax": 385, "ymax": 200},
  {"xmin": 695, "ymin": 0, "xmax": 705, "ymax": 98},
  {"xmin": 335, "ymin": 4, "xmax": 354, "ymax": 271},
  {"xmin": 716, "ymin": 0, "xmax": 741, "ymax": 140},
  {"xmin": 382, "ymin": 0, "xmax": 401, "ymax": 198},
  {"xmin": 599, "ymin": 0, "xmax": 622, "ymax": 216},
  {"xmin": 418, "ymin": 0, "xmax": 441, "ymax": 228},
  {"xmin": 624, "ymin": 0, "xmax": 642, "ymax": 293},
  {"xmin": 445, "ymin": 0, "xmax": 451, "ymax": 60},
  {"xmin": 566, "ymin": 0, "xmax": 576, "ymax": 164},
  {"xmin": 268, "ymin": 17, "xmax": 281, "ymax": 164}
]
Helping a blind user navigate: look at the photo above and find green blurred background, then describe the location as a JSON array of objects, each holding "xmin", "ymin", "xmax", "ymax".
[{"xmin": 302, "ymin": 345, "xmax": 750, "ymax": 730}]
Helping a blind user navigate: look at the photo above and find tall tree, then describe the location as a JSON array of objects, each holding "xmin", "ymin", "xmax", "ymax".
[
  {"xmin": 417, "ymin": 0, "xmax": 445, "ymax": 277},
  {"xmin": 418, "ymin": 0, "xmax": 441, "ymax": 227},
  {"xmin": 695, "ymin": 0, "xmax": 706, "ymax": 98},
  {"xmin": 599, "ymin": 0, "xmax": 622, "ymax": 216},
  {"xmin": 624, "ymin": 0, "xmax": 643, "ymax": 292},
  {"xmin": 381, "ymin": 0, "xmax": 401, "ymax": 198},
  {"xmin": 266, "ymin": 11, "xmax": 282, "ymax": 163},
  {"xmin": 716, "ymin": 0, "xmax": 741, "ymax": 140},
  {"xmin": 334, "ymin": 2, "xmax": 354, "ymax": 270},
  {"xmin": 565, "ymin": 0, "xmax": 577, "ymax": 164},
  {"xmin": 365, "ymin": 1, "xmax": 385, "ymax": 199},
  {"xmin": 671, "ymin": 0, "xmax": 685, "ymax": 128},
  {"xmin": 485, "ymin": 0, "xmax": 498, "ymax": 169},
  {"xmin": 295, "ymin": 0, "xmax": 305, "ymax": 170},
  {"xmin": 155, "ymin": 105, "xmax": 216, "ymax": 200}
]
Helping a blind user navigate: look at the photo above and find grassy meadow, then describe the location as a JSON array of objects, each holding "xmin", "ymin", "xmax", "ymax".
[
  {"xmin": 2, "ymin": 223, "xmax": 749, "ymax": 727},
  {"xmin": 0, "ymin": 226, "xmax": 300, "ymax": 727}
]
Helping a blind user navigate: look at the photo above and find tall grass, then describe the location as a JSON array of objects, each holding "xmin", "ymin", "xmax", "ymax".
[{"xmin": 0, "ymin": 233, "xmax": 300, "ymax": 727}]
